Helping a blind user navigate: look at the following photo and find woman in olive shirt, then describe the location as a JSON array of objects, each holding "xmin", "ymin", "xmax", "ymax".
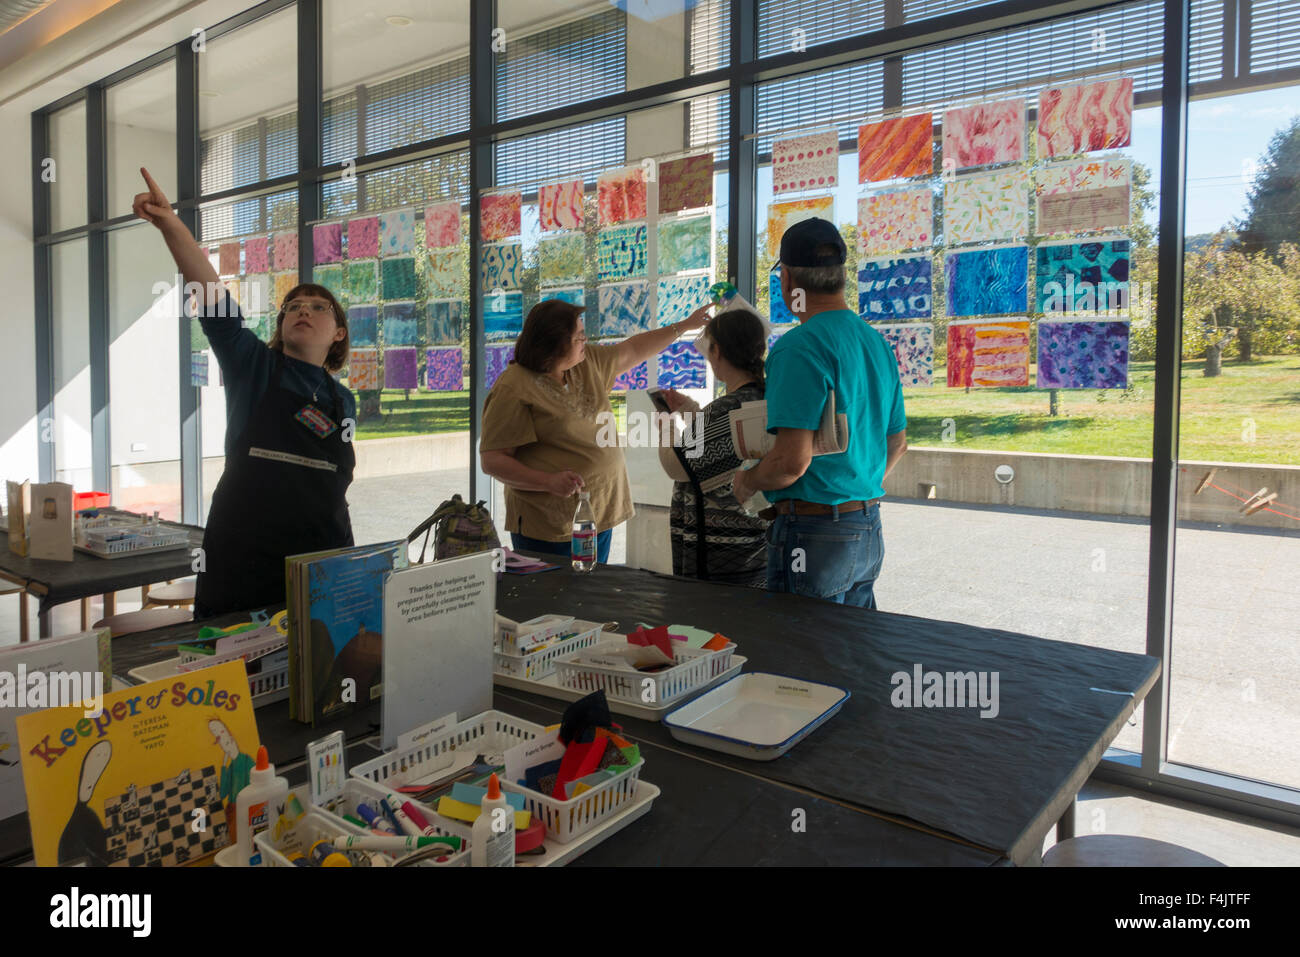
[{"xmin": 481, "ymin": 298, "xmax": 709, "ymax": 562}]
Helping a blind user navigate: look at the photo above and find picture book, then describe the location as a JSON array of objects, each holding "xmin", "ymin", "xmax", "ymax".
[
  {"xmin": 17, "ymin": 659, "xmax": 260, "ymax": 867},
  {"xmin": 0, "ymin": 628, "xmax": 110, "ymax": 822},
  {"xmin": 287, "ymin": 541, "xmax": 406, "ymax": 726}
]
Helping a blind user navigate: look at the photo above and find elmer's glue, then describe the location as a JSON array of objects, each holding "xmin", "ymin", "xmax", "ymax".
[
  {"xmin": 470, "ymin": 773, "xmax": 515, "ymax": 867},
  {"xmin": 234, "ymin": 746, "xmax": 289, "ymax": 866}
]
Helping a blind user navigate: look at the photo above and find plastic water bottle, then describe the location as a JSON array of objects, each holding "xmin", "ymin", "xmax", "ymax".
[{"xmin": 571, "ymin": 492, "xmax": 596, "ymax": 572}]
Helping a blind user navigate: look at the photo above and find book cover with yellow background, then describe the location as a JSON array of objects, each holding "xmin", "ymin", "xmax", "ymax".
[{"xmin": 17, "ymin": 659, "xmax": 261, "ymax": 866}]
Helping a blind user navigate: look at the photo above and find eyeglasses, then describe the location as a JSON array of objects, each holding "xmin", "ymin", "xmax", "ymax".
[{"xmin": 284, "ymin": 300, "xmax": 331, "ymax": 315}]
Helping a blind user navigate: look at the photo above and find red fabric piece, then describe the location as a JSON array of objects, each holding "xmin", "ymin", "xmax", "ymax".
[{"xmin": 552, "ymin": 737, "xmax": 608, "ymax": 800}]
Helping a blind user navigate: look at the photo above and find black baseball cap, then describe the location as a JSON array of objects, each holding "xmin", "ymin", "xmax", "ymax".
[{"xmin": 778, "ymin": 217, "xmax": 847, "ymax": 268}]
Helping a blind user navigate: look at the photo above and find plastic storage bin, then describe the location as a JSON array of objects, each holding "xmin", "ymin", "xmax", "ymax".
[
  {"xmin": 493, "ymin": 622, "xmax": 604, "ymax": 681},
  {"xmin": 554, "ymin": 639, "xmax": 736, "ymax": 707}
]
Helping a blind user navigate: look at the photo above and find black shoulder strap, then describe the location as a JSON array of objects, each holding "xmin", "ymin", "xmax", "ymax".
[{"xmin": 672, "ymin": 433, "xmax": 709, "ymax": 581}]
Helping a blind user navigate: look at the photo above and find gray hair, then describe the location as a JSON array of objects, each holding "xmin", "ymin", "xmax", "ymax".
[{"xmin": 786, "ymin": 262, "xmax": 846, "ymax": 295}]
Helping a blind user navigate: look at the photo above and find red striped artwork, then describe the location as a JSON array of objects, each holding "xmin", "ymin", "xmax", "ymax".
[
  {"xmin": 948, "ymin": 320, "xmax": 1030, "ymax": 388},
  {"xmin": 1037, "ymin": 78, "xmax": 1133, "ymax": 158},
  {"xmin": 858, "ymin": 113, "xmax": 933, "ymax": 183}
]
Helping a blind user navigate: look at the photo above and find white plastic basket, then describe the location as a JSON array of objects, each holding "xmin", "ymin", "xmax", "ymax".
[
  {"xmin": 352, "ymin": 709, "xmax": 645, "ymax": 844},
  {"xmin": 76, "ymin": 520, "xmax": 191, "ymax": 558},
  {"xmin": 493, "ymin": 623, "xmax": 604, "ymax": 680},
  {"xmin": 126, "ymin": 655, "xmax": 289, "ymax": 708},
  {"xmin": 350, "ymin": 709, "xmax": 548, "ymax": 789},
  {"xmin": 253, "ymin": 807, "xmax": 367, "ymax": 867},
  {"xmin": 553, "ymin": 640, "xmax": 737, "ymax": 707},
  {"xmin": 332, "ymin": 777, "xmax": 470, "ymax": 867}
]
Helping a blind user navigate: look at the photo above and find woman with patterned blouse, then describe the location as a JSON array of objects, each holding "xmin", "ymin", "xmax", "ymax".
[{"xmin": 657, "ymin": 308, "xmax": 769, "ymax": 587}]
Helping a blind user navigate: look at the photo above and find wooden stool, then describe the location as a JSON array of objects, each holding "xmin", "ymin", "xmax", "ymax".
[
  {"xmin": 93, "ymin": 607, "xmax": 193, "ymax": 638},
  {"xmin": 143, "ymin": 579, "xmax": 196, "ymax": 609},
  {"xmin": 1043, "ymin": 835, "xmax": 1226, "ymax": 867},
  {"xmin": 0, "ymin": 582, "xmax": 30, "ymax": 643}
]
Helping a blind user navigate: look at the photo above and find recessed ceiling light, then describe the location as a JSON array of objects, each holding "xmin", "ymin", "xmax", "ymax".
[{"xmin": 385, "ymin": 15, "xmax": 413, "ymax": 26}]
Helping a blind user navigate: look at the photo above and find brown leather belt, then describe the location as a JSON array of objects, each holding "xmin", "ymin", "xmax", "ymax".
[{"xmin": 758, "ymin": 498, "xmax": 881, "ymax": 520}]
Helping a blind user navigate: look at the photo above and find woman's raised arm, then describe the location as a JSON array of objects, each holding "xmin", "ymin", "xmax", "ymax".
[{"xmin": 132, "ymin": 167, "xmax": 223, "ymax": 310}]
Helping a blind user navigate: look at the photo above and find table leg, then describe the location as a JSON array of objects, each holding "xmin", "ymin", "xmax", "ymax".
[
  {"xmin": 141, "ymin": 584, "xmax": 150, "ymax": 608},
  {"xmin": 38, "ymin": 607, "xmax": 51, "ymax": 639},
  {"xmin": 103, "ymin": 591, "xmax": 116, "ymax": 616},
  {"xmin": 19, "ymin": 592, "xmax": 29, "ymax": 643},
  {"xmin": 1055, "ymin": 797, "xmax": 1076, "ymax": 842},
  {"xmin": 81, "ymin": 597, "xmax": 89, "ymax": 630}
]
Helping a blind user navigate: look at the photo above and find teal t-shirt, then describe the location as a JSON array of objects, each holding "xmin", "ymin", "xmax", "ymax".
[{"xmin": 764, "ymin": 309, "xmax": 906, "ymax": 503}]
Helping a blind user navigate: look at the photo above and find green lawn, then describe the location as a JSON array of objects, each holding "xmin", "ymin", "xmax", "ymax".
[
  {"xmin": 353, "ymin": 358, "xmax": 1300, "ymax": 465},
  {"xmin": 904, "ymin": 356, "xmax": 1300, "ymax": 464}
]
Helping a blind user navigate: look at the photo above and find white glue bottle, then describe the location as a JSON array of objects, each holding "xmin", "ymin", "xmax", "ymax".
[
  {"xmin": 470, "ymin": 773, "xmax": 515, "ymax": 867},
  {"xmin": 235, "ymin": 745, "xmax": 289, "ymax": 867}
]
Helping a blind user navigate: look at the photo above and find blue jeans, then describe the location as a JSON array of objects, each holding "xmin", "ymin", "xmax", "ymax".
[
  {"xmin": 765, "ymin": 504, "xmax": 884, "ymax": 608},
  {"xmin": 511, "ymin": 529, "xmax": 612, "ymax": 564}
]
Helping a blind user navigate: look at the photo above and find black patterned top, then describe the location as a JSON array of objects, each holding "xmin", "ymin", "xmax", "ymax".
[{"xmin": 668, "ymin": 382, "xmax": 768, "ymax": 588}]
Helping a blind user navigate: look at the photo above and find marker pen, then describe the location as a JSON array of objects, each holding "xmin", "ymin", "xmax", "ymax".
[
  {"xmin": 356, "ymin": 803, "xmax": 397, "ymax": 834},
  {"xmin": 384, "ymin": 793, "xmax": 423, "ymax": 838},
  {"xmin": 401, "ymin": 800, "xmax": 444, "ymax": 838},
  {"xmin": 333, "ymin": 834, "xmax": 461, "ymax": 853}
]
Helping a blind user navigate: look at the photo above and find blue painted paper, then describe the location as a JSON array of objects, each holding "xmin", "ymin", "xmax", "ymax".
[
  {"xmin": 657, "ymin": 340, "xmax": 706, "ymax": 388},
  {"xmin": 484, "ymin": 290, "xmax": 524, "ymax": 341},
  {"xmin": 858, "ymin": 254, "xmax": 932, "ymax": 320},
  {"xmin": 656, "ymin": 274, "xmax": 712, "ymax": 327},
  {"xmin": 598, "ymin": 281, "xmax": 651, "ymax": 337},
  {"xmin": 943, "ymin": 245, "xmax": 1028, "ymax": 317}
]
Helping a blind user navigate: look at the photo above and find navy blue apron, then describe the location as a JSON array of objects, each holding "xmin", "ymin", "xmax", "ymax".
[{"xmin": 195, "ymin": 353, "xmax": 354, "ymax": 617}]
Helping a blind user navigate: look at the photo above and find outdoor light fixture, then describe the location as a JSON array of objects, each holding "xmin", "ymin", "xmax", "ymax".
[{"xmin": 995, "ymin": 465, "xmax": 1014, "ymax": 484}]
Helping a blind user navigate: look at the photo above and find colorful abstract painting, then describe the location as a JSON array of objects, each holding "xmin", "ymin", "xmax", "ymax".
[
  {"xmin": 424, "ymin": 202, "xmax": 461, "ymax": 249},
  {"xmin": 659, "ymin": 153, "xmax": 713, "ymax": 214},
  {"xmin": 1037, "ymin": 320, "xmax": 1130, "ymax": 389},
  {"xmin": 946, "ymin": 319, "xmax": 1030, "ymax": 388},
  {"xmin": 858, "ymin": 113, "xmax": 933, "ymax": 183},
  {"xmin": 611, "ymin": 356, "xmax": 649, "ymax": 392},
  {"xmin": 597, "ymin": 224, "xmax": 648, "ymax": 280},
  {"xmin": 1036, "ymin": 238, "xmax": 1131, "ymax": 314},
  {"xmin": 858, "ymin": 188, "xmax": 933, "ymax": 256},
  {"xmin": 426, "ymin": 249, "xmax": 462, "ymax": 299},
  {"xmin": 858, "ymin": 254, "xmax": 932, "ymax": 321},
  {"xmin": 382, "ymin": 301, "xmax": 420, "ymax": 346},
  {"xmin": 597, "ymin": 166, "xmax": 648, "ymax": 226},
  {"xmin": 314, "ymin": 264, "xmax": 344, "ymax": 301},
  {"xmin": 425, "ymin": 347, "xmax": 464, "ymax": 391},
  {"xmin": 772, "ymin": 129, "xmax": 839, "ymax": 195},
  {"xmin": 657, "ymin": 216, "xmax": 710, "ymax": 274},
  {"xmin": 347, "ymin": 216, "xmax": 379, "ymax": 259},
  {"xmin": 942, "ymin": 98, "xmax": 1026, "ymax": 169},
  {"xmin": 381, "ymin": 256, "xmax": 418, "ymax": 299},
  {"xmin": 273, "ymin": 232, "xmax": 298, "ymax": 271},
  {"xmin": 944, "ymin": 168, "xmax": 1029, "ymax": 244},
  {"xmin": 485, "ymin": 344, "xmax": 514, "ymax": 390},
  {"xmin": 348, "ymin": 305, "xmax": 378, "ymax": 346},
  {"xmin": 944, "ymin": 245, "xmax": 1029, "ymax": 317},
  {"xmin": 598, "ymin": 281, "xmax": 651, "ymax": 337},
  {"xmin": 190, "ymin": 350, "xmax": 209, "ymax": 387},
  {"xmin": 384, "ymin": 347, "xmax": 419, "ymax": 390},
  {"xmin": 538, "ymin": 179, "xmax": 585, "ymax": 232},
  {"xmin": 768, "ymin": 268, "xmax": 798, "ymax": 325},
  {"xmin": 379, "ymin": 209, "xmax": 416, "ymax": 256},
  {"xmin": 480, "ymin": 242, "xmax": 523, "ymax": 292},
  {"xmin": 1035, "ymin": 158, "xmax": 1131, "ymax": 234},
  {"xmin": 189, "ymin": 315, "xmax": 210, "ymax": 352},
  {"xmin": 244, "ymin": 315, "xmax": 271, "ymax": 342},
  {"xmin": 766, "ymin": 196, "xmax": 835, "ymax": 259},
  {"xmin": 1037, "ymin": 77, "xmax": 1134, "ymax": 158},
  {"xmin": 346, "ymin": 259, "xmax": 379, "ymax": 302},
  {"xmin": 542, "ymin": 286, "xmax": 585, "ymax": 307},
  {"xmin": 244, "ymin": 237, "xmax": 269, "ymax": 274},
  {"xmin": 657, "ymin": 341, "xmax": 707, "ymax": 388},
  {"xmin": 313, "ymin": 222, "xmax": 343, "ymax": 265},
  {"xmin": 876, "ymin": 322, "xmax": 934, "ymax": 387},
  {"xmin": 426, "ymin": 299, "xmax": 464, "ymax": 345},
  {"xmin": 349, "ymin": 349, "xmax": 380, "ymax": 391},
  {"xmin": 273, "ymin": 271, "xmax": 299, "ymax": 309},
  {"xmin": 539, "ymin": 233, "xmax": 585, "ymax": 284},
  {"xmin": 484, "ymin": 290, "xmax": 524, "ymax": 341},
  {"xmin": 656, "ymin": 274, "xmax": 713, "ymax": 327},
  {"xmin": 481, "ymin": 191, "xmax": 522, "ymax": 241},
  {"xmin": 218, "ymin": 242, "xmax": 241, "ymax": 276}
]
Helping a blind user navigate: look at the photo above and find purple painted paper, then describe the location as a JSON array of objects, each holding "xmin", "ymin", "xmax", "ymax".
[
  {"xmin": 425, "ymin": 347, "xmax": 464, "ymax": 391},
  {"xmin": 384, "ymin": 347, "xmax": 419, "ymax": 390}
]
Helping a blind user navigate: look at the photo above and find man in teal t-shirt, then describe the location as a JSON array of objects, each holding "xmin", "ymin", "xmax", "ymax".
[{"xmin": 732, "ymin": 219, "xmax": 909, "ymax": 608}]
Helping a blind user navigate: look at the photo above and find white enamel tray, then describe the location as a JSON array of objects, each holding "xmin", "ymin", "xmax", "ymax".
[{"xmin": 661, "ymin": 672, "xmax": 849, "ymax": 761}]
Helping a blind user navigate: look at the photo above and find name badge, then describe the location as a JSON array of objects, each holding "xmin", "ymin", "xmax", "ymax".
[{"xmin": 295, "ymin": 404, "xmax": 339, "ymax": 439}]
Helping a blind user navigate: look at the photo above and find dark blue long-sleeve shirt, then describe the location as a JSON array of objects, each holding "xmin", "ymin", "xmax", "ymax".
[{"xmin": 199, "ymin": 291, "xmax": 357, "ymax": 458}]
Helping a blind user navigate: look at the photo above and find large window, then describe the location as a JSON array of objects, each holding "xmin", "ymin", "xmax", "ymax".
[
  {"xmin": 48, "ymin": 101, "xmax": 87, "ymax": 232},
  {"xmin": 51, "ymin": 240, "xmax": 91, "ymax": 489},
  {"xmin": 106, "ymin": 62, "xmax": 176, "ymax": 219},
  {"xmin": 1170, "ymin": 82, "xmax": 1300, "ymax": 790}
]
